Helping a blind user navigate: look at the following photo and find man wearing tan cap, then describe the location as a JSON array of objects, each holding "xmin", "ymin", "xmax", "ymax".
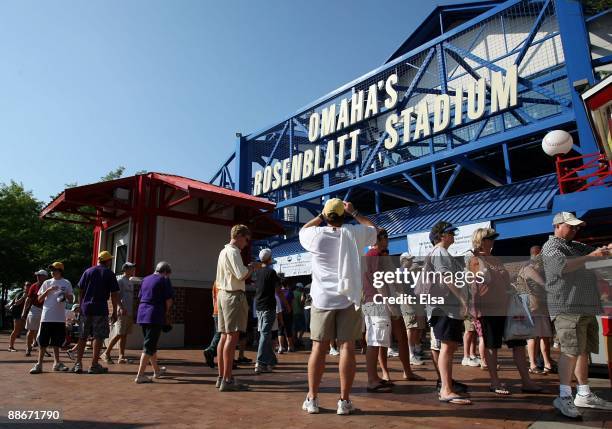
[
  {"xmin": 542, "ymin": 212, "xmax": 612, "ymax": 418},
  {"xmin": 72, "ymin": 250, "xmax": 123, "ymax": 374},
  {"xmin": 299, "ymin": 198, "xmax": 376, "ymax": 415}
]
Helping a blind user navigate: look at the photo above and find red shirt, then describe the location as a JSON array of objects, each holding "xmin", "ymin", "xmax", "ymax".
[
  {"xmin": 363, "ymin": 247, "xmax": 388, "ymax": 303},
  {"xmin": 27, "ymin": 282, "xmax": 43, "ymax": 308}
]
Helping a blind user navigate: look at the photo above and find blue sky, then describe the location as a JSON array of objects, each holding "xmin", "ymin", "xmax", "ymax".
[{"xmin": 1, "ymin": 0, "xmax": 471, "ymax": 201}]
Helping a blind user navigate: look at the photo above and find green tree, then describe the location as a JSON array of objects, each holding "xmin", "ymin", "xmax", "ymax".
[
  {"xmin": 582, "ymin": 0, "xmax": 612, "ymax": 15},
  {"xmin": 101, "ymin": 166, "xmax": 125, "ymax": 181},
  {"xmin": 0, "ymin": 181, "xmax": 92, "ymax": 289}
]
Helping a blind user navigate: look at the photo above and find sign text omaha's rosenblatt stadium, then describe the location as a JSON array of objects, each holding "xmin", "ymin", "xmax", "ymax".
[{"xmin": 252, "ymin": 65, "xmax": 518, "ymax": 196}]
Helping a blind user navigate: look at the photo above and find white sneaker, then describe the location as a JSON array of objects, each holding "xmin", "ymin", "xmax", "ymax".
[
  {"xmin": 329, "ymin": 347, "xmax": 339, "ymax": 356},
  {"xmin": 470, "ymin": 356, "xmax": 481, "ymax": 366},
  {"xmin": 337, "ymin": 399, "xmax": 354, "ymax": 415},
  {"xmin": 302, "ymin": 397, "xmax": 320, "ymax": 414},
  {"xmin": 553, "ymin": 396, "xmax": 581, "ymax": 419},
  {"xmin": 254, "ymin": 365, "xmax": 273, "ymax": 374},
  {"xmin": 410, "ymin": 355, "xmax": 425, "ymax": 365},
  {"xmin": 574, "ymin": 393, "xmax": 612, "ymax": 410},
  {"xmin": 153, "ymin": 366, "xmax": 167, "ymax": 379},
  {"xmin": 462, "ymin": 357, "xmax": 480, "ymax": 367},
  {"xmin": 134, "ymin": 375, "xmax": 153, "ymax": 384},
  {"xmin": 387, "ymin": 348, "xmax": 399, "ymax": 358}
]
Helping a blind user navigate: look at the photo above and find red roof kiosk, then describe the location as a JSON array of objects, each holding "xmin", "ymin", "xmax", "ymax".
[{"xmin": 41, "ymin": 172, "xmax": 283, "ymax": 348}]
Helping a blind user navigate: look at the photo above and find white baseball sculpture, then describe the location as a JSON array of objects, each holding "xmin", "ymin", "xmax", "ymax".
[{"xmin": 542, "ymin": 130, "xmax": 573, "ymax": 156}]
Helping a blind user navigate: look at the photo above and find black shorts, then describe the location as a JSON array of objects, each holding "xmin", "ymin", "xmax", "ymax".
[
  {"xmin": 479, "ymin": 316, "xmax": 526, "ymax": 349},
  {"xmin": 38, "ymin": 322, "xmax": 66, "ymax": 348},
  {"xmin": 279, "ymin": 312, "xmax": 293, "ymax": 337},
  {"xmin": 429, "ymin": 309, "xmax": 463, "ymax": 344},
  {"xmin": 142, "ymin": 324, "xmax": 162, "ymax": 356}
]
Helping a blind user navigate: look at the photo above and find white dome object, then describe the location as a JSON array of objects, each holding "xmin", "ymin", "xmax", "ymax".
[{"xmin": 542, "ymin": 130, "xmax": 573, "ymax": 156}]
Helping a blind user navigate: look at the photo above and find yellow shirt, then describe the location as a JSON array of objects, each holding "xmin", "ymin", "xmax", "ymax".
[{"xmin": 216, "ymin": 243, "xmax": 249, "ymax": 292}]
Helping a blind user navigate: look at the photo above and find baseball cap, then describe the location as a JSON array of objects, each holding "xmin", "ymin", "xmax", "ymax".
[
  {"xmin": 429, "ymin": 221, "xmax": 458, "ymax": 244},
  {"xmin": 483, "ymin": 230, "xmax": 500, "ymax": 240},
  {"xmin": 323, "ymin": 198, "xmax": 344, "ymax": 217},
  {"xmin": 98, "ymin": 250, "xmax": 113, "ymax": 262},
  {"xmin": 122, "ymin": 262, "xmax": 136, "ymax": 271},
  {"xmin": 259, "ymin": 248, "xmax": 273, "ymax": 262},
  {"xmin": 400, "ymin": 252, "xmax": 415, "ymax": 261},
  {"xmin": 552, "ymin": 212, "xmax": 585, "ymax": 226},
  {"xmin": 50, "ymin": 262, "xmax": 64, "ymax": 271},
  {"xmin": 34, "ymin": 269, "xmax": 49, "ymax": 277}
]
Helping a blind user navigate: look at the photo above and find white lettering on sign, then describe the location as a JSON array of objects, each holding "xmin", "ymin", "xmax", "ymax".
[{"xmin": 252, "ymin": 65, "xmax": 519, "ymax": 196}]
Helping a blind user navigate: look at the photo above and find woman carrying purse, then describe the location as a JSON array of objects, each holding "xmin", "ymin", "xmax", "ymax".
[{"xmin": 467, "ymin": 228, "xmax": 544, "ymax": 396}]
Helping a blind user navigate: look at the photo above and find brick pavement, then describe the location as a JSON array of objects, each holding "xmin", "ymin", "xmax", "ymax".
[{"xmin": 0, "ymin": 333, "xmax": 610, "ymax": 429}]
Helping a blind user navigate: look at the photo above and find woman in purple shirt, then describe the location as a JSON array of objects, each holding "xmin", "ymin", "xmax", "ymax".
[{"xmin": 135, "ymin": 261, "xmax": 174, "ymax": 384}]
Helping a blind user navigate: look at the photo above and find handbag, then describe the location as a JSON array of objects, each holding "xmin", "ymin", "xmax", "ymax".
[{"xmin": 503, "ymin": 293, "xmax": 535, "ymax": 340}]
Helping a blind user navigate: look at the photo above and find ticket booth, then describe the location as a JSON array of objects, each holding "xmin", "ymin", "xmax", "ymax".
[{"xmin": 40, "ymin": 172, "xmax": 283, "ymax": 348}]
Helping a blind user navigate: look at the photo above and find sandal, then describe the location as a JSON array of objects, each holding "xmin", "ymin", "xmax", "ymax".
[
  {"xmin": 542, "ymin": 366, "xmax": 557, "ymax": 374},
  {"xmin": 366, "ymin": 381, "xmax": 393, "ymax": 393},
  {"xmin": 117, "ymin": 357, "xmax": 129, "ymax": 364},
  {"xmin": 528, "ymin": 367, "xmax": 544, "ymax": 374},
  {"xmin": 439, "ymin": 395, "xmax": 472, "ymax": 405},
  {"xmin": 380, "ymin": 379, "xmax": 395, "ymax": 386},
  {"xmin": 489, "ymin": 384, "xmax": 511, "ymax": 395}
]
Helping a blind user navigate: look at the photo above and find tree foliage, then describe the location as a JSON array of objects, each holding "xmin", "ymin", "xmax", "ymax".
[
  {"xmin": 0, "ymin": 166, "xmax": 127, "ymax": 289},
  {"xmin": 582, "ymin": 0, "xmax": 612, "ymax": 15},
  {"xmin": 100, "ymin": 166, "xmax": 125, "ymax": 182},
  {"xmin": 0, "ymin": 181, "xmax": 92, "ymax": 289}
]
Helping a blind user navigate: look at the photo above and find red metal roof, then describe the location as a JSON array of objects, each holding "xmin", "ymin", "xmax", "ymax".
[
  {"xmin": 149, "ymin": 173, "xmax": 275, "ymax": 210},
  {"xmin": 40, "ymin": 172, "xmax": 283, "ymax": 237}
]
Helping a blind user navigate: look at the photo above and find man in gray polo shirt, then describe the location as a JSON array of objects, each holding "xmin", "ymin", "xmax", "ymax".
[{"xmin": 542, "ymin": 212, "xmax": 612, "ymax": 418}]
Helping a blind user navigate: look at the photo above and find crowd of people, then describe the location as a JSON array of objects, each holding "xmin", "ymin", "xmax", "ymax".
[{"xmin": 4, "ymin": 199, "xmax": 611, "ymax": 420}]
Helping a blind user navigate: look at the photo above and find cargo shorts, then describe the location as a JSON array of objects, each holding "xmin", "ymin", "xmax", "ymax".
[
  {"xmin": 553, "ymin": 314, "xmax": 599, "ymax": 356},
  {"xmin": 310, "ymin": 305, "xmax": 363, "ymax": 342},
  {"xmin": 217, "ymin": 289, "xmax": 248, "ymax": 334}
]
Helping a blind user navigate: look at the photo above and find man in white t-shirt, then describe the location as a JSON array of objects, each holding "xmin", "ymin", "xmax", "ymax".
[
  {"xmin": 30, "ymin": 262, "xmax": 74, "ymax": 374},
  {"xmin": 299, "ymin": 198, "xmax": 377, "ymax": 416}
]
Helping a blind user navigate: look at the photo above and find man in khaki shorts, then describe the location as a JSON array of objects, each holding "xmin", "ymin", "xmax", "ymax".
[
  {"xmin": 542, "ymin": 212, "xmax": 612, "ymax": 418},
  {"xmin": 299, "ymin": 198, "xmax": 377, "ymax": 415},
  {"xmin": 103, "ymin": 262, "xmax": 136, "ymax": 364},
  {"xmin": 215, "ymin": 224, "xmax": 258, "ymax": 392}
]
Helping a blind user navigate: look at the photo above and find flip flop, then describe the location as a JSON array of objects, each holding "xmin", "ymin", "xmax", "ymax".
[
  {"xmin": 380, "ymin": 379, "xmax": 395, "ymax": 386},
  {"xmin": 367, "ymin": 381, "xmax": 393, "ymax": 393},
  {"xmin": 438, "ymin": 395, "xmax": 472, "ymax": 405},
  {"xmin": 528, "ymin": 367, "xmax": 544, "ymax": 374},
  {"xmin": 489, "ymin": 384, "xmax": 511, "ymax": 395}
]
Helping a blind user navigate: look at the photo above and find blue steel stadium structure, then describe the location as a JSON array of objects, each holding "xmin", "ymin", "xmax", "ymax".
[{"xmin": 210, "ymin": 0, "xmax": 612, "ymax": 264}]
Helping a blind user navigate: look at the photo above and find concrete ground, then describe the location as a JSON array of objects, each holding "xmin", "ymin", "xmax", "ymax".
[{"xmin": 0, "ymin": 333, "xmax": 610, "ymax": 429}]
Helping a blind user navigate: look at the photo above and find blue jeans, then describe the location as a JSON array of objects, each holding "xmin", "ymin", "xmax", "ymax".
[
  {"xmin": 205, "ymin": 315, "xmax": 221, "ymax": 356},
  {"xmin": 256, "ymin": 309, "xmax": 277, "ymax": 366}
]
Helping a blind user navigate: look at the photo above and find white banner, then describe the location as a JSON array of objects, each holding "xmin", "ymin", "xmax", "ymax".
[
  {"xmin": 406, "ymin": 221, "xmax": 491, "ymax": 257},
  {"xmin": 273, "ymin": 252, "xmax": 312, "ymax": 277}
]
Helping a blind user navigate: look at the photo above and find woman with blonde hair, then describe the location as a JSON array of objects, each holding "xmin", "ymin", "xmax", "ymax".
[
  {"xmin": 467, "ymin": 228, "xmax": 543, "ymax": 395},
  {"xmin": 514, "ymin": 246, "xmax": 555, "ymax": 374}
]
